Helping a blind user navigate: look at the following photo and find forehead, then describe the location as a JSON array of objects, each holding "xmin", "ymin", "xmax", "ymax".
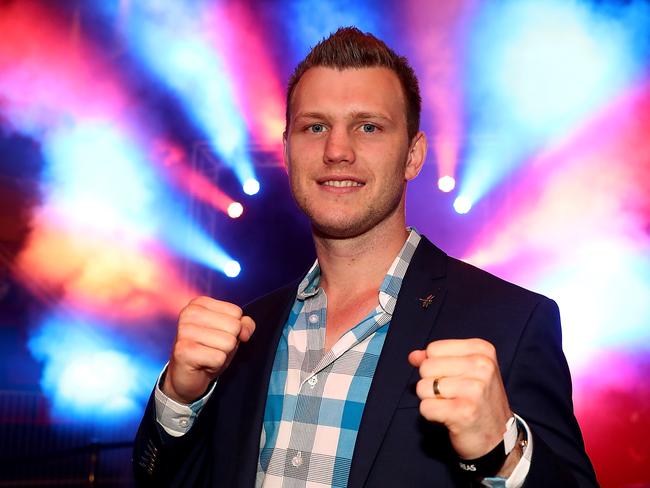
[{"xmin": 289, "ymin": 66, "xmax": 407, "ymax": 120}]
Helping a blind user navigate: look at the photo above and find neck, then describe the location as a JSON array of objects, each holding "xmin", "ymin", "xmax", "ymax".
[{"xmin": 314, "ymin": 210, "xmax": 409, "ymax": 299}]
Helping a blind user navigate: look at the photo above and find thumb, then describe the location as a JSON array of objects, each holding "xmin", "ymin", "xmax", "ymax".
[
  {"xmin": 408, "ymin": 349, "xmax": 426, "ymax": 367},
  {"xmin": 238, "ymin": 316, "xmax": 256, "ymax": 343}
]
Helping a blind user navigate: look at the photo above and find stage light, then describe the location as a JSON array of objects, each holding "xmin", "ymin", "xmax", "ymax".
[
  {"xmin": 124, "ymin": 3, "xmax": 257, "ymax": 188},
  {"xmin": 28, "ymin": 318, "xmax": 157, "ymax": 419},
  {"xmin": 536, "ymin": 241, "xmax": 650, "ymax": 370},
  {"xmin": 58, "ymin": 351, "xmax": 137, "ymax": 408},
  {"xmin": 224, "ymin": 260, "xmax": 241, "ymax": 278},
  {"xmin": 243, "ymin": 178, "xmax": 260, "ymax": 195},
  {"xmin": 41, "ymin": 122, "xmax": 161, "ymax": 239},
  {"xmin": 160, "ymin": 213, "xmax": 242, "ymax": 277},
  {"xmin": 227, "ymin": 202, "xmax": 244, "ymax": 219},
  {"xmin": 453, "ymin": 196, "xmax": 472, "ymax": 215},
  {"xmin": 471, "ymin": 0, "xmax": 643, "ymax": 135},
  {"xmin": 459, "ymin": 0, "xmax": 650, "ymax": 208},
  {"xmin": 438, "ymin": 176, "xmax": 456, "ymax": 193}
]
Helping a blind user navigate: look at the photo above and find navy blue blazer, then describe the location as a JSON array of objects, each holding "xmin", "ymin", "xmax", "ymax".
[{"xmin": 133, "ymin": 236, "xmax": 598, "ymax": 487}]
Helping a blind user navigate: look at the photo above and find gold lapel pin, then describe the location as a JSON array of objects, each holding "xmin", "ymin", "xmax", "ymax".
[{"xmin": 418, "ymin": 294, "xmax": 435, "ymax": 309}]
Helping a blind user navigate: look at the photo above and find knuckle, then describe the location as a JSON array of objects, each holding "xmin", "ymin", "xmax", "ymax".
[
  {"xmin": 418, "ymin": 360, "xmax": 430, "ymax": 378},
  {"xmin": 209, "ymin": 328, "xmax": 232, "ymax": 350},
  {"xmin": 179, "ymin": 304, "xmax": 201, "ymax": 322},
  {"xmin": 472, "ymin": 355, "xmax": 494, "ymax": 376},
  {"xmin": 472, "ymin": 338, "xmax": 496, "ymax": 357},
  {"xmin": 225, "ymin": 303, "xmax": 243, "ymax": 318},
  {"xmin": 483, "ymin": 341, "xmax": 496, "ymax": 357},
  {"xmin": 415, "ymin": 379, "xmax": 428, "ymax": 399},
  {"xmin": 176, "ymin": 321, "xmax": 193, "ymax": 339},
  {"xmin": 178, "ymin": 305, "xmax": 192, "ymax": 321},
  {"xmin": 419, "ymin": 399, "xmax": 432, "ymax": 419},
  {"xmin": 222, "ymin": 332, "xmax": 238, "ymax": 352},
  {"xmin": 189, "ymin": 295, "xmax": 211, "ymax": 305}
]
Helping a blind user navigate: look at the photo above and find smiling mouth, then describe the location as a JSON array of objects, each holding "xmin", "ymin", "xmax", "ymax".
[{"xmin": 320, "ymin": 180, "xmax": 364, "ymax": 188}]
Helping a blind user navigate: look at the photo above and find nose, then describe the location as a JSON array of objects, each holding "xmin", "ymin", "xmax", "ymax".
[{"xmin": 323, "ymin": 127, "xmax": 355, "ymax": 166}]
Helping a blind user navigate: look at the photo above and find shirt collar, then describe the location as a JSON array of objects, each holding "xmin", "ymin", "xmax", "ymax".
[{"xmin": 296, "ymin": 228, "xmax": 422, "ymax": 315}]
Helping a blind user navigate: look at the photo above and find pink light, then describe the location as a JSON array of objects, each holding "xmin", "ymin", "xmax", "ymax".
[
  {"xmin": 205, "ymin": 2, "xmax": 285, "ymax": 157},
  {"xmin": 464, "ymin": 79, "xmax": 650, "ymax": 272},
  {"xmin": 227, "ymin": 202, "xmax": 244, "ymax": 219},
  {"xmin": 462, "ymin": 77, "xmax": 650, "ymax": 370},
  {"xmin": 0, "ymin": 2, "xmax": 131, "ymax": 131},
  {"xmin": 402, "ymin": 0, "xmax": 474, "ymax": 186},
  {"xmin": 438, "ymin": 175, "xmax": 456, "ymax": 192},
  {"xmin": 154, "ymin": 141, "xmax": 236, "ymax": 215}
]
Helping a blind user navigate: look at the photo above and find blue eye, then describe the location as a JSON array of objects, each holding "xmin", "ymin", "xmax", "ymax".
[
  {"xmin": 310, "ymin": 124, "xmax": 325, "ymax": 133},
  {"xmin": 362, "ymin": 124, "xmax": 376, "ymax": 133}
]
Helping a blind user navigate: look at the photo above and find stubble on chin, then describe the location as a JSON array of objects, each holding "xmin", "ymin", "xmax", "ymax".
[{"xmin": 297, "ymin": 192, "xmax": 404, "ymax": 241}]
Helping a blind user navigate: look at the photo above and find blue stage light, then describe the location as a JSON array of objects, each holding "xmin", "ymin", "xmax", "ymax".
[
  {"xmin": 461, "ymin": 0, "xmax": 650, "ymax": 208},
  {"xmin": 161, "ymin": 212, "xmax": 242, "ymax": 278},
  {"xmin": 285, "ymin": 0, "xmax": 382, "ymax": 63},
  {"xmin": 243, "ymin": 178, "xmax": 260, "ymax": 195},
  {"xmin": 224, "ymin": 260, "xmax": 241, "ymax": 278},
  {"xmin": 58, "ymin": 351, "xmax": 137, "ymax": 408},
  {"xmin": 28, "ymin": 318, "xmax": 157, "ymax": 419},
  {"xmin": 477, "ymin": 0, "xmax": 637, "ymax": 135},
  {"xmin": 453, "ymin": 196, "xmax": 472, "ymax": 215},
  {"xmin": 41, "ymin": 122, "xmax": 161, "ymax": 238},
  {"xmin": 124, "ymin": 2, "xmax": 258, "ymax": 188}
]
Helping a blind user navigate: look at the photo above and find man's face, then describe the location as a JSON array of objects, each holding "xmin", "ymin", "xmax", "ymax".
[{"xmin": 284, "ymin": 66, "xmax": 425, "ymax": 239}]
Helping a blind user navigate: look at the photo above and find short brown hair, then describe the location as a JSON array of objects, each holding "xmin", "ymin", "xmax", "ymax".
[{"xmin": 286, "ymin": 27, "xmax": 422, "ymax": 141}]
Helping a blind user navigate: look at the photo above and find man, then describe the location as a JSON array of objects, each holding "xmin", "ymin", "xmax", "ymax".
[{"xmin": 134, "ymin": 27, "xmax": 598, "ymax": 487}]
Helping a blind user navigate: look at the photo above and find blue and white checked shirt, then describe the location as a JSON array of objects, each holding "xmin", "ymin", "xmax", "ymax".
[{"xmin": 255, "ymin": 229, "xmax": 420, "ymax": 487}]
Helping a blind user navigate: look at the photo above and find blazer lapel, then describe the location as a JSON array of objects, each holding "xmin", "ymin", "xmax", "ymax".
[
  {"xmin": 348, "ymin": 237, "xmax": 448, "ymax": 487},
  {"xmin": 237, "ymin": 281, "xmax": 301, "ymax": 487}
]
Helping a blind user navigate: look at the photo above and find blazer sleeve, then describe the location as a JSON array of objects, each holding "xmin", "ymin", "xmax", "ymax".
[
  {"xmin": 505, "ymin": 298, "xmax": 599, "ymax": 487},
  {"xmin": 132, "ymin": 390, "xmax": 214, "ymax": 488}
]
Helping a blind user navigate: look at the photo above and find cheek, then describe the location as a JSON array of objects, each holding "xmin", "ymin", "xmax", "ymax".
[
  {"xmin": 288, "ymin": 145, "xmax": 319, "ymax": 174},
  {"xmin": 376, "ymin": 152, "xmax": 408, "ymax": 183}
]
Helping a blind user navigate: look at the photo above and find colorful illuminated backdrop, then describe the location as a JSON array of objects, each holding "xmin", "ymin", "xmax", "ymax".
[{"xmin": 0, "ymin": 0, "xmax": 649, "ymax": 486}]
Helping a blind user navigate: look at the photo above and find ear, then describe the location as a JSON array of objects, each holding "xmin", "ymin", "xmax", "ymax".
[
  {"xmin": 282, "ymin": 131, "xmax": 289, "ymax": 173},
  {"xmin": 404, "ymin": 131, "xmax": 427, "ymax": 181}
]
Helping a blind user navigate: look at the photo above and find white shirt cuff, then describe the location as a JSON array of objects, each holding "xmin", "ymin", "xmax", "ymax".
[
  {"xmin": 481, "ymin": 413, "xmax": 533, "ymax": 488},
  {"xmin": 153, "ymin": 364, "xmax": 217, "ymax": 437}
]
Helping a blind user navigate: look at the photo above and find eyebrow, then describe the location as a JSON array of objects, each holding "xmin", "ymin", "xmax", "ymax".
[
  {"xmin": 349, "ymin": 111, "xmax": 392, "ymax": 121},
  {"xmin": 294, "ymin": 111, "xmax": 392, "ymax": 122}
]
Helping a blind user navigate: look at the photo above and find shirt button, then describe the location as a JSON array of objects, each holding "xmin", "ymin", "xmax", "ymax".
[
  {"xmin": 308, "ymin": 314, "xmax": 319, "ymax": 324},
  {"xmin": 291, "ymin": 451, "xmax": 303, "ymax": 467},
  {"xmin": 179, "ymin": 418, "xmax": 189, "ymax": 428},
  {"xmin": 308, "ymin": 375, "xmax": 318, "ymax": 387}
]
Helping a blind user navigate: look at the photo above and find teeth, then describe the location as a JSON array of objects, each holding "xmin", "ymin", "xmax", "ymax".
[{"xmin": 322, "ymin": 180, "xmax": 363, "ymax": 187}]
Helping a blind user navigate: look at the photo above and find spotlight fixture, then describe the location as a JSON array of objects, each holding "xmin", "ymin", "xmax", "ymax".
[
  {"xmin": 224, "ymin": 260, "xmax": 241, "ymax": 278},
  {"xmin": 453, "ymin": 196, "xmax": 472, "ymax": 215},
  {"xmin": 438, "ymin": 176, "xmax": 456, "ymax": 193},
  {"xmin": 243, "ymin": 178, "xmax": 260, "ymax": 195},
  {"xmin": 227, "ymin": 202, "xmax": 244, "ymax": 219}
]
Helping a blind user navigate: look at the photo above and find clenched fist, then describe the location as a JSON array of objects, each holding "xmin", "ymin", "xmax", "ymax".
[
  {"xmin": 162, "ymin": 296, "xmax": 256, "ymax": 404},
  {"xmin": 408, "ymin": 339, "xmax": 513, "ymax": 463}
]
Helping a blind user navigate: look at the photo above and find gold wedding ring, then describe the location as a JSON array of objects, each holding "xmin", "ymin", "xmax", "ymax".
[{"xmin": 433, "ymin": 377, "xmax": 442, "ymax": 398}]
